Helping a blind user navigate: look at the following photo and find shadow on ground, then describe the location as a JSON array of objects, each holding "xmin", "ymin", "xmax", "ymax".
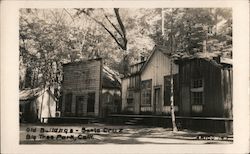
[{"xmin": 20, "ymin": 123, "xmax": 233, "ymax": 144}]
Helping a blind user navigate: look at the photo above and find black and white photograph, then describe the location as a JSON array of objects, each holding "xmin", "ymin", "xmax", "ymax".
[
  {"xmin": 19, "ymin": 7, "xmax": 233, "ymax": 144},
  {"xmin": 1, "ymin": 0, "xmax": 249, "ymax": 154}
]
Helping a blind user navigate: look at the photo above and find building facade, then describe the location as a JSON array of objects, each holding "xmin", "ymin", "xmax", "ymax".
[
  {"xmin": 121, "ymin": 46, "xmax": 233, "ymax": 133},
  {"xmin": 19, "ymin": 87, "xmax": 57, "ymax": 123},
  {"xmin": 122, "ymin": 45, "xmax": 179, "ymax": 115},
  {"xmin": 61, "ymin": 59, "xmax": 121, "ymax": 118},
  {"xmin": 177, "ymin": 56, "xmax": 233, "ymax": 133}
]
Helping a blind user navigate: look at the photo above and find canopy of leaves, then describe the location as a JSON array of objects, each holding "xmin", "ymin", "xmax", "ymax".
[
  {"xmin": 150, "ymin": 8, "xmax": 232, "ymax": 58},
  {"xmin": 19, "ymin": 8, "xmax": 232, "ymax": 96}
]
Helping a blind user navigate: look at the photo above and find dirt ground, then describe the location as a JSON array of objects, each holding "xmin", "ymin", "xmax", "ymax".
[{"xmin": 20, "ymin": 123, "xmax": 233, "ymax": 144}]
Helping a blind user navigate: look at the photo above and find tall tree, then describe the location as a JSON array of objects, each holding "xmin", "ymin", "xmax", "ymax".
[
  {"xmin": 151, "ymin": 8, "xmax": 232, "ymax": 56},
  {"xmin": 158, "ymin": 8, "xmax": 232, "ymax": 131},
  {"xmin": 162, "ymin": 8, "xmax": 178, "ymax": 132},
  {"xmin": 75, "ymin": 8, "xmax": 143, "ymax": 75}
]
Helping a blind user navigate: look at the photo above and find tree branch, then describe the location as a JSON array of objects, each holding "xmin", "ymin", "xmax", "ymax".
[
  {"xmin": 104, "ymin": 14, "xmax": 124, "ymax": 38},
  {"xmin": 114, "ymin": 8, "xmax": 126, "ymax": 36},
  {"xmin": 114, "ymin": 8, "xmax": 127, "ymax": 50},
  {"xmin": 63, "ymin": 8, "xmax": 75, "ymax": 25},
  {"xmin": 101, "ymin": 23, "xmax": 126, "ymax": 50},
  {"xmin": 77, "ymin": 9, "xmax": 126, "ymax": 50}
]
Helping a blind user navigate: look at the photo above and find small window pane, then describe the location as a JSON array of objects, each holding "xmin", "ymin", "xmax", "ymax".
[
  {"xmin": 192, "ymin": 92, "xmax": 203, "ymax": 105},
  {"xmin": 141, "ymin": 80, "xmax": 152, "ymax": 105},
  {"xmin": 164, "ymin": 76, "xmax": 171, "ymax": 106},
  {"xmin": 192, "ymin": 79, "xmax": 203, "ymax": 88},
  {"xmin": 65, "ymin": 93, "xmax": 72, "ymax": 112}
]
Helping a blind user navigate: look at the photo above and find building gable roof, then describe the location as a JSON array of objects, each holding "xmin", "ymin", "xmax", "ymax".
[
  {"xmin": 19, "ymin": 87, "xmax": 56, "ymax": 101},
  {"xmin": 102, "ymin": 65, "xmax": 121, "ymax": 89},
  {"xmin": 174, "ymin": 51, "xmax": 232, "ymax": 68},
  {"xmin": 139, "ymin": 45, "xmax": 171, "ymax": 74}
]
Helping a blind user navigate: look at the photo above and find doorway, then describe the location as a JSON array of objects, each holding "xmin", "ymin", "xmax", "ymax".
[
  {"xmin": 87, "ymin": 92, "xmax": 95, "ymax": 115},
  {"xmin": 75, "ymin": 96, "xmax": 84, "ymax": 116},
  {"xmin": 154, "ymin": 88, "xmax": 161, "ymax": 114}
]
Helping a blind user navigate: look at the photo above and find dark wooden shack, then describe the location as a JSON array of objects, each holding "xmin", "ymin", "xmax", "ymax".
[{"xmin": 176, "ymin": 55, "xmax": 233, "ymax": 133}]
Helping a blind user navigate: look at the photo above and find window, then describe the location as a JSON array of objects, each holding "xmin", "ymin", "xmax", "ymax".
[
  {"xmin": 191, "ymin": 78, "xmax": 204, "ymax": 115},
  {"xmin": 164, "ymin": 76, "xmax": 171, "ymax": 106},
  {"xmin": 192, "ymin": 92, "xmax": 203, "ymax": 105},
  {"xmin": 164, "ymin": 75, "xmax": 179, "ymax": 106},
  {"xmin": 129, "ymin": 77, "xmax": 134, "ymax": 88},
  {"xmin": 127, "ymin": 90, "xmax": 133, "ymax": 104},
  {"xmin": 87, "ymin": 92, "xmax": 95, "ymax": 113},
  {"xmin": 65, "ymin": 93, "xmax": 72, "ymax": 112},
  {"xmin": 192, "ymin": 79, "xmax": 202, "ymax": 88},
  {"xmin": 191, "ymin": 78, "xmax": 204, "ymax": 105},
  {"xmin": 141, "ymin": 79, "xmax": 152, "ymax": 106},
  {"xmin": 129, "ymin": 76, "xmax": 140, "ymax": 89},
  {"xmin": 76, "ymin": 96, "xmax": 84, "ymax": 116}
]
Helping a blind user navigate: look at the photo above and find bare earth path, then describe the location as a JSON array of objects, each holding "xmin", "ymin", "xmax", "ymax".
[{"xmin": 20, "ymin": 123, "xmax": 233, "ymax": 144}]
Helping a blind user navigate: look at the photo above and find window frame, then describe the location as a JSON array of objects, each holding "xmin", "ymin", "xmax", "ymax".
[
  {"xmin": 65, "ymin": 93, "xmax": 72, "ymax": 113},
  {"xmin": 164, "ymin": 75, "xmax": 171, "ymax": 106},
  {"xmin": 190, "ymin": 78, "xmax": 204, "ymax": 105},
  {"xmin": 127, "ymin": 90, "xmax": 134, "ymax": 104},
  {"xmin": 164, "ymin": 74, "xmax": 179, "ymax": 106},
  {"xmin": 87, "ymin": 92, "xmax": 95, "ymax": 113},
  {"xmin": 141, "ymin": 79, "xmax": 152, "ymax": 106}
]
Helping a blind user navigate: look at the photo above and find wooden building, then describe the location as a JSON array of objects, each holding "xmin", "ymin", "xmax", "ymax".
[
  {"xmin": 61, "ymin": 58, "xmax": 121, "ymax": 118},
  {"xmin": 122, "ymin": 45, "xmax": 179, "ymax": 115},
  {"xmin": 176, "ymin": 54, "xmax": 233, "ymax": 133},
  {"xmin": 121, "ymin": 45, "xmax": 233, "ymax": 133},
  {"xmin": 19, "ymin": 87, "xmax": 57, "ymax": 123}
]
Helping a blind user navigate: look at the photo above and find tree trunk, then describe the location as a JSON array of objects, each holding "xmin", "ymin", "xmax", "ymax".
[
  {"xmin": 170, "ymin": 59, "xmax": 178, "ymax": 132},
  {"xmin": 169, "ymin": 8, "xmax": 178, "ymax": 132},
  {"xmin": 47, "ymin": 87, "xmax": 52, "ymax": 117},
  {"xmin": 40, "ymin": 84, "xmax": 46, "ymax": 123}
]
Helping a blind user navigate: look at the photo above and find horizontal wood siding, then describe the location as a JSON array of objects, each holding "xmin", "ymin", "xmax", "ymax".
[{"xmin": 62, "ymin": 60, "xmax": 101, "ymax": 117}]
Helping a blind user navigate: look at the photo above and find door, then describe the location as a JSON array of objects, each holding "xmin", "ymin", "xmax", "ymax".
[
  {"xmin": 134, "ymin": 91, "xmax": 140, "ymax": 114},
  {"xmin": 75, "ymin": 96, "xmax": 84, "ymax": 116},
  {"xmin": 87, "ymin": 92, "xmax": 95, "ymax": 115},
  {"xmin": 154, "ymin": 88, "xmax": 161, "ymax": 114},
  {"xmin": 181, "ymin": 86, "xmax": 190, "ymax": 116}
]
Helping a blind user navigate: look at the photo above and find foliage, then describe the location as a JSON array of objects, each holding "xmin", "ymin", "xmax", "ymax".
[
  {"xmin": 19, "ymin": 8, "xmax": 232, "ymax": 96},
  {"xmin": 150, "ymin": 8, "xmax": 232, "ymax": 57}
]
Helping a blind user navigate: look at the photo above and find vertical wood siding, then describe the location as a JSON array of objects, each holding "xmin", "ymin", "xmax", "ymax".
[
  {"xmin": 179, "ymin": 59, "xmax": 232, "ymax": 118},
  {"xmin": 141, "ymin": 50, "xmax": 178, "ymax": 114}
]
